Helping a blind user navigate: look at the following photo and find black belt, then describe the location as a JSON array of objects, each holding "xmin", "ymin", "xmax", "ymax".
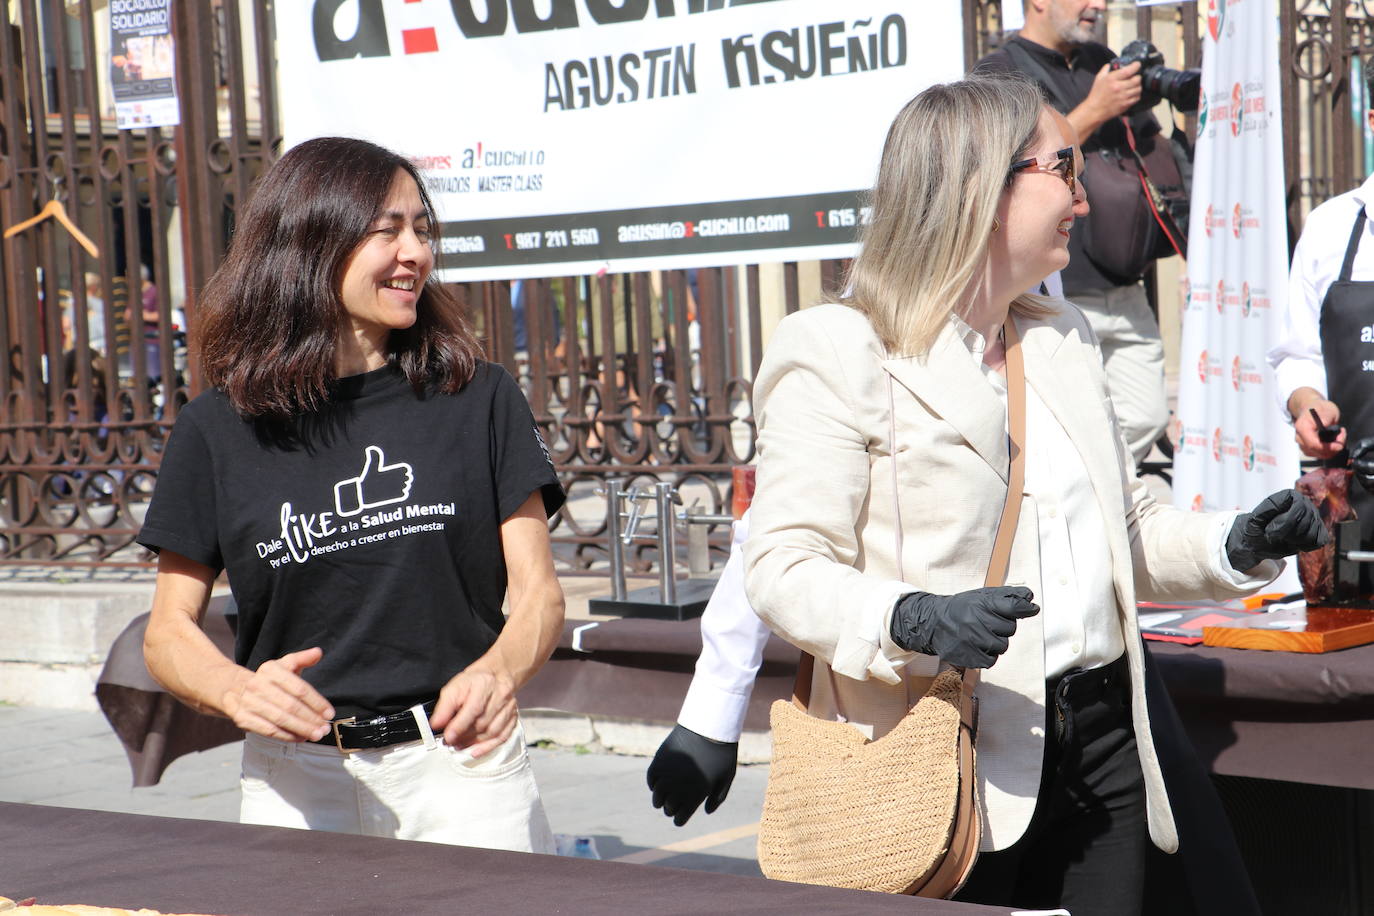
[
  {"xmin": 1048, "ymin": 654, "xmax": 1130, "ymax": 709},
  {"xmin": 1047, "ymin": 654, "xmax": 1130, "ymax": 748},
  {"xmin": 312, "ymin": 701, "xmax": 438, "ymax": 753}
]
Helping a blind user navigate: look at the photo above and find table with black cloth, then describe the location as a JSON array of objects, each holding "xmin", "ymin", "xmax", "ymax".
[
  {"xmin": 98, "ymin": 611, "xmax": 1374, "ymax": 789},
  {"xmin": 95, "ymin": 612, "xmax": 1374, "ymax": 913},
  {"xmin": 0, "ymin": 802, "xmax": 1016, "ymax": 915}
]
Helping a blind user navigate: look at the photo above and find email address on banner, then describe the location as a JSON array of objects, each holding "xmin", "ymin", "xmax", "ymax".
[{"xmin": 617, "ymin": 213, "xmax": 791, "ymax": 244}]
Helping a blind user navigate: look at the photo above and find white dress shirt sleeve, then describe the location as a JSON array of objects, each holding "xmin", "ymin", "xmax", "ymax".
[
  {"xmin": 1269, "ymin": 222, "xmax": 1331, "ymax": 418},
  {"xmin": 676, "ymin": 514, "xmax": 772, "ymax": 743}
]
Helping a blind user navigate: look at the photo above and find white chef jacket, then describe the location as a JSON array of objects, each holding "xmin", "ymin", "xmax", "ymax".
[{"xmin": 1268, "ymin": 171, "xmax": 1374, "ymax": 417}]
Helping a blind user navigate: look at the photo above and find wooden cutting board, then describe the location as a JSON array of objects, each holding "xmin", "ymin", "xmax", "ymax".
[{"xmin": 1202, "ymin": 605, "xmax": 1374, "ymax": 653}]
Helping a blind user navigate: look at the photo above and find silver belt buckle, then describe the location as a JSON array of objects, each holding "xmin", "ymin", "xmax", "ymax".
[{"xmin": 331, "ymin": 716, "xmax": 359, "ymax": 754}]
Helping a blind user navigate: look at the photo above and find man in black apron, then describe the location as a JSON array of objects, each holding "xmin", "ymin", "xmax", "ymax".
[
  {"xmin": 1271, "ymin": 113, "xmax": 1374, "ymax": 578},
  {"xmin": 1319, "ymin": 213, "xmax": 1374, "ymax": 561}
]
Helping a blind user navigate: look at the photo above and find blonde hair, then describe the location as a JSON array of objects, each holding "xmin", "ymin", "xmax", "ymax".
[{"xmin": 841, "ymin": 74, "xmax": 1058, "ymax": 356}]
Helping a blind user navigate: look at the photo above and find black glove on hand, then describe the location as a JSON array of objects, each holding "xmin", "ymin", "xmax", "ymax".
[
  {"xmin": 889, "ymin": 587, "xmax": 1039, "ymax": 669},
  {"xmin": 1225, "ymin": 489, "xmax": 1329, "ymax": 572},
  {"xmin": 1350, "ymin": 437, "xmax": 1374, "ymax": 495},
  {"xmin": 646, "ymin": 724, "xmax": 738, "ymax": 827}
]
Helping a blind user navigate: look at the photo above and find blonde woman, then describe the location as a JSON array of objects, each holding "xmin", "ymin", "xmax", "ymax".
[{"xmin": 742, "ymin": 76, "xmax": 1323, "ymax": 914}]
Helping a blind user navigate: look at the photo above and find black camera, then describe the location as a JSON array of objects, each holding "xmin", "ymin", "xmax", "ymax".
[{"xmin": 1116, "ymin": 39, "xmax": 1201, "ymax": 115}]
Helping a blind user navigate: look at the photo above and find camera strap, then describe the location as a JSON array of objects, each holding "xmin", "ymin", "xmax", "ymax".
[{"xmin": 1120, "ymin": 116, "xmax": 1187, "ymax": 261}]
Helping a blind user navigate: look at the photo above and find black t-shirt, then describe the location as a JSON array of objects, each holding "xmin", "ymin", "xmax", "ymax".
[
  {"xmin": 138, "ymin": 362, "xmax": 565, "ymax": 719},
  {"xmin": 977, "ymin": 35, "xmax": 1162, "ymax": 291}
]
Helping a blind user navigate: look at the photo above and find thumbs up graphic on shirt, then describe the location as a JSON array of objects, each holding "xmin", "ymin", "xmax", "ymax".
[{"xmin": 334, "ymin": 445, "xmax": 414, "ymax": 517}]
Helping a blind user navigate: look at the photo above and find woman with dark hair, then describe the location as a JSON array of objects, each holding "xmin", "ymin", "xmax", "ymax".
[{"xmin": 140, "ymin": 137, "xmax": 565, "ymax": 852}]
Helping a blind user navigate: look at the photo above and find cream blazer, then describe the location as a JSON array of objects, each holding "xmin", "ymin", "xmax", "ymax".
[{"xmin": 742, "ymin": 302, "xmax": 1276, "ymax": 854}]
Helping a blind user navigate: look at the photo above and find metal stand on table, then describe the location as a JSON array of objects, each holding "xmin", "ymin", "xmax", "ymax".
[
  {"xmin": 1332, "ymin": 519, "xmax": 1374, "ymax": 608},
  {"xmin": 589, "ymin": 479, "xmax": 728, "ymax": 620}
]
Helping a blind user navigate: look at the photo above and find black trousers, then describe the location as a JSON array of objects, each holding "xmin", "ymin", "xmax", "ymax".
[{"xmin": 954, "ymin": 655, "xmax": 1149, "ymax": 916}]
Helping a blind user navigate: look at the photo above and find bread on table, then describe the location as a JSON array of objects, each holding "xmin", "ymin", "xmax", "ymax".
[{"xmin": 1, "ymin": 897, "xmax": 213, "ymax": 916}]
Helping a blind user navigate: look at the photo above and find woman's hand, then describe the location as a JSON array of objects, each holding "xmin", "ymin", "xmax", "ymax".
[
  {"xmin": 1225, "ymin": 490, "xmax": 1328, "ymax": 572},
  {"xmin": 425, "ymin": 491, "xmax": 563, "ymax": 758},
  {"xmin": 145, "ymin": 551, "xmax": 337, "ymax": 742},
  {"xmin": 221, "ymin": 647, "xmax": 334, "ymax": 743},
  {"xmin": 431, "ymin": 666, "xmax": 518, "ymax": 757},
  {"xmin": 890, "ymin": 587, "xmax": 1040, "ymax": 668}
]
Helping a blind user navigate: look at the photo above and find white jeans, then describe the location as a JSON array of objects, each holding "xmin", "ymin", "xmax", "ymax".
[
  {"xmin": 239, "ymin": 719, "xmax": 555, "ymax": 853},
  {"xmin": 1064, "ymin": 282, "xmax": 1169, "ymax": 467}
]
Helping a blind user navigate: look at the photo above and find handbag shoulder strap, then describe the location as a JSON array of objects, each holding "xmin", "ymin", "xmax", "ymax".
[
  {"xmin": 986, "ymin": 317, "xmax": 1026, "ymax": 589},
  {"xmin": 792, "ymin": 319, "xmax": 1028, "ymax": 711}
]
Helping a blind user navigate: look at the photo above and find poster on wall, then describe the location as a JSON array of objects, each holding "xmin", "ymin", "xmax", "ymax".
[
  {"xmin": 1174, "ymin": 0, "xmax": 1300, "ymax": 591},
  {"xmin": 109, "ymin": 0, "xmax": 179, "ymax": 130},
  {"xmin": 276, "ymin": 0, "xmax": 965, "ymax": 280}
]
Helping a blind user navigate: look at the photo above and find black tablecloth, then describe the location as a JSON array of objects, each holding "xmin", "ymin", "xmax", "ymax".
[
  {"xmin": 97, "ymin": 611, "xmax": 1374, "ymax": 790},
  {"xmin": 1144, "ymin": 639, "xmax": 1374, "ymax": 790},
  {"xmin": 0, "ymin": 802, "xmax": 1014, "ymax": 915}
]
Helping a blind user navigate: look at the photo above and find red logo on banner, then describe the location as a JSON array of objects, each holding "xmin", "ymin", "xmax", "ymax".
[
  {"xmin": 1198, "ymin": 348, "xmax": 1209, "ymax": 383},
  {"xmin": 1208, "ymin": 0, "xmax": 1226, "ymax": 41},
  {"xmin": 1231, "ymin": 355, "xmax": 1242, "ymax": 391},
  {"xmin": 1232, "ymin": 202, "xmax": 1243, "ymax": 238},
  {"xmin": 1241, "ymin": 281, "xmax": 1252, "ymax": 316},
  {"xmin": 1231, "ymin": 83, "xmax": 1244, "ymax": 136},
  {"xmin": 1216, "ymin": 279, "xmax": 1226, "ymax": 313},
  {"xmin": 1212, "ymin": 427, "xmax": 1223, "ymax": 462},
  {"xmin": 1204, "ymin": 203, "xmax": 1214, "ymax": 238},
  {"xmin": 1242, "ymin": 434, "xmax": 1256, "ymax": 471},
  {"xmin": 1191, "ymin": 493, "xmax": 1206, "ymax": 512}
]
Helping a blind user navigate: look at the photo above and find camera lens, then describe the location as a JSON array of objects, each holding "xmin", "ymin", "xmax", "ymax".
[
  {"xmin": 1118, "ymin": 40, "xmax": 1201, "ymax": 114},
  {"xmin": 1162, "ymin": 68, "xmax": 1201, "ymax": 112}
]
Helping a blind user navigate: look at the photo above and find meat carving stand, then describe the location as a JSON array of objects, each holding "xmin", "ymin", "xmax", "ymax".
[{"xmin": 1204, "ymin": 518, "xmax": 1374, "ymax": 652}]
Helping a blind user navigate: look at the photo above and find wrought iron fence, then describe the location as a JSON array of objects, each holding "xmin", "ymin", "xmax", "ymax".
[
  {"xmin": 452, "ymin": 263, "xmax": 845, "ymax": 573},
  {"xmin": 1282, "ymin": 0, "xmax": 1374, "ymax": 232},
  {"xmin": 0, "ymin": 1, "xmax": 1365, "ymax": 570}
]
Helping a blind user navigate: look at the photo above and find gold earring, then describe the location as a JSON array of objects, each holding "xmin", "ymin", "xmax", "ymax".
[{"xmin": 992, "ymin": 218, "xmax": 1001, "ymax": 233}]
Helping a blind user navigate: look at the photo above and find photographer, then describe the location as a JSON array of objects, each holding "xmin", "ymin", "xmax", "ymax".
[{"xmin": 978, "ymin": 0, "xmax": 1194, "ymax": 468}]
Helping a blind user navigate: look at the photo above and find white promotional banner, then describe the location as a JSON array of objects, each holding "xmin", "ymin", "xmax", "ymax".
[
  {"xmin": 1175, "ymin": 0, "xmax": 1300, "ymax": 591},
  {"xmin": 276, "ymin": 0, "xmax": 963, "ymax": 281}
]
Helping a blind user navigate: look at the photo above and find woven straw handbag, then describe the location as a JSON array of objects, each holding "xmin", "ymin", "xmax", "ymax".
[{"xmin": 757, "ymin": 318, "xmax": 1027, "ymax": 897}]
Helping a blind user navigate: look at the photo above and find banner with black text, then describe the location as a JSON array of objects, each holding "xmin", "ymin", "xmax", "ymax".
[{"xmin": 276, "ymin": 0, "xmax": 964, "ymax": 279}]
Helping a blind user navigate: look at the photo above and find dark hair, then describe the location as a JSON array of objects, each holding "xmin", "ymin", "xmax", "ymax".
[{"xmin": 196, "ymin": 137, "xmax": 482, "ymax": 420}]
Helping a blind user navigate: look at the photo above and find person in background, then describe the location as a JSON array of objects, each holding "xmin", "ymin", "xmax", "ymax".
[
  {"xmin": 82, "ymin": 272, "xmax": 107, "ymax": 354},
  {"xmin": 139, "ymin": 137, "xmax": 566, "ymax": 852},
  {"xmin": 140, "ymin": 264, "xmax": 162, "ymax": 380}
]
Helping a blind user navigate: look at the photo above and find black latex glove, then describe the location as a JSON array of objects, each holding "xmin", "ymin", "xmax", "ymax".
[
  {"xmin": 1350, "ymin": 437, "xmax": 1374, "ymax": 495},
  {"xmin": 1225, "ymin": 489, "xmax": 1329, "ymax": 572},
  {"xmin": 646, "ymin": 724, "xmax": 738, "ymax": 827},
  {"xmin": 889, "ymin": 587, "xmax": 1039, "ymax": 669}
]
